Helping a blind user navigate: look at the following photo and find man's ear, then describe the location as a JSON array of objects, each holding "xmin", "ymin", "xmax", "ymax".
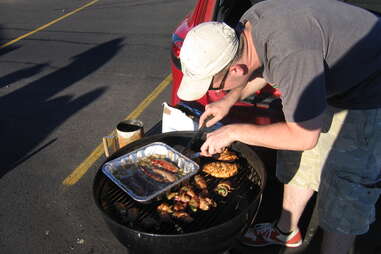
[{"xmin": 231, "ymin": 64, "xmax": 248, "ymax": 76}]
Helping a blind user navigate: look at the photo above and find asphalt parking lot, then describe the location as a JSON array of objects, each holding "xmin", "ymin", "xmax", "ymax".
[
  {"xmin": 0, "ymin": 0, "xmax": 195, "ymax": 253},
  {"xmin": 1, "ymin": 1, "xmax": 380, "ymax": 254}
]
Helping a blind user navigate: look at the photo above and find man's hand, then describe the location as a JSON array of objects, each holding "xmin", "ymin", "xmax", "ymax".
[
  {"xmin": 200, "ymin": 125, "xmax": 237, "ymax": 156},
  {"xmin": 199, "ymin": 99, "xmax": 232, "ymax": 128}
]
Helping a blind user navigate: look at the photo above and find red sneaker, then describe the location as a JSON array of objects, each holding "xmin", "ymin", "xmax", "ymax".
[{"xmin": 241, "ymin": 222, "xmax": 302, "ymax": 248}]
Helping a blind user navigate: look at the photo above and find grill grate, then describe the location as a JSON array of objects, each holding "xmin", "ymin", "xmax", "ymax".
[{"xmin": 99, "ymin": 151, "xmax": 261, "ymax": 235}]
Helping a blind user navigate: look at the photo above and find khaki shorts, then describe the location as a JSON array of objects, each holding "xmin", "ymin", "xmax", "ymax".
[{"xmin": 276, "ymin": 106, "xmax": 381, "ymax": 235}]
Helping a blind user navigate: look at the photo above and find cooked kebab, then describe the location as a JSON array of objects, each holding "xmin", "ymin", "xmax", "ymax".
[
  {"xmin": 198, "ymin": 196, "xmax": 217, "ymax": 211},
  {"xmin": 167, "ymin": 186, "xmax": 195, "ymax": 203},
  {"xmin": 214, "ymin": 180, "xmax": 233, "ymax": 197},
  {"xmin": 173, "ymin": 201, "xmax": 187, "ymax": 211},
  {"xmin": 186, "ymin": 189, "xmax": 216, "ymax": 212},
  {"xmin": 157, "ymin": 203, "xmax": 194, "ymax": 223},
  {"xmin": 194, "ymin": 175, "xmax": 207, "ymax": 190},
  {"xmin": 157, "ymin": 203, "xmax": 173, "ymax": 214},
  {"xmin": 202, "ymin": 161, "xmax": 239, "ymax": 178},
  {"xmin": 188, "ymin": 197, "xmax": 200, "ymax": 212},
  {"xmin": 166, "ymin": 192, "xmax": 178, "ymax": 200},
  {"xmin": 164, "ymin": 183, "xmax": 217, "ymax": 213},
  {"xmin": 156, "ymin": 203, "xmax": 173, "ymax": 222},
  {"xmin": 179, "ymin": 185, "xmax": 197, "ymax": 198},
  {"xmin": 174, "ymin": 192, "xmax": 192, "ymax": 203}
]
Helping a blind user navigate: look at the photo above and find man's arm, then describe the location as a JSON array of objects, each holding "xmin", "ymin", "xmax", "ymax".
[
  {"xmin": 200, "ymin": 77, "xmax": 268, "ymax": 127},
  {"xmin": 240, "ymin": 77, "xmax": 267, "ymax": 100},
  {"xmin": 233, "ymin": 115, "xmax": 322, "ymax": 150},
  {"xmin": 201, "ymin": 113, "xmax": 323, "ymax": 155},
  {"xmin": 199, "ymin": 86, "xmax": 243, "ymax": 127}
]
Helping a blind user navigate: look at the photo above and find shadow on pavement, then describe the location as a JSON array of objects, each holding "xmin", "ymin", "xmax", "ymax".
[
  {"xmin": 0, "ymin": 38, "xmax": 125, "ymax": 178},
  {"xmin": 0, "ymin": 63, "xmax": 49, "ymax": 89},
  {"xmin": 0, "ymin": 24, "xmax": 21, "ymax": 56}
]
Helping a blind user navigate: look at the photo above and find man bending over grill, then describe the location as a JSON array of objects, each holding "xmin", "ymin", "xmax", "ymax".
[{"xmin": 176, "ymin": 0, "xmax": 381, "ymax": 253}]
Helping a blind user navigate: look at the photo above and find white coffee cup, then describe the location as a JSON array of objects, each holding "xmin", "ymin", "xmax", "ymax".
[{"xmin": 116, "ymin": 119, "xmax": 144, "ymax": 149}]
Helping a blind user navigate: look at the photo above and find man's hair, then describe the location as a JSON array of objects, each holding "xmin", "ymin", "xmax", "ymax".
[{"xmin": 214, "ymin": 32, "xmax": 245, "ymax": 77}]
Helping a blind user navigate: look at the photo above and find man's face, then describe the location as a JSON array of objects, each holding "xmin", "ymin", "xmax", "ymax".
[
  {"xmin": 209, "ymin": 68, "xmax": 229, "ymax": 91},
  {"xmin": 209, "ymin": 64, "xmax": 250, "ymax": 92}
]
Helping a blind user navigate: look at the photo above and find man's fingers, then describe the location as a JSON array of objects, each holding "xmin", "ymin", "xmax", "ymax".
[
  {"xmin": 200, "ymin": 142, "xmax": 211, "ymax": 156},
  {"xmin": 205, "ymin": 118, "xmax": 219, "ymax": 127},
  {"xmin": 199, "ymin": 110, "xmax": 213, "ymax": 127},
  {"xmin": 201, "ymin": 137, "xmax": 217, "ymax": 156},
  {"xmin": 199, "ymin": 113, "xmax": 209, "ymax": 127},
  {"xmin": 201, "ymin": 135, "xmax": 221, "ymax": 156},
  {"xmin": 199, "ymin": 114, "xmax": 206, "ymax": 127},
  {"xmin": 199, "ymin": 111, "xmax": 217, "ymax": 128},
  {"xmin": 216, "ymin": 147, "xmax": 224, "ymax": 154}
]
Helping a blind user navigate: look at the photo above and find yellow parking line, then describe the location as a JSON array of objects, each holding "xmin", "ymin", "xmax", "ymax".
[
  {"xmin": 62, "ymin": 74, "xmax": 172, "ymax": 186},
  {"xmin": 0, "ymin": 0, "xmax": 99, "ymax": 49}
]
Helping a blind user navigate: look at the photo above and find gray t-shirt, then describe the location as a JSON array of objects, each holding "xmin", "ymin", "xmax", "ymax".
[{"xmin": 241, "ymin": 0, "xmax": 381, "ymax": 122}]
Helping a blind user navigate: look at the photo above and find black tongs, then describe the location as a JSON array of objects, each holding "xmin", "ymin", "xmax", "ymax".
[
  {"xmin": 190, "ymin": 152, "xmax": 239, "ymax": 164},
  {"xmin": 183, "ymin": 115, "xmax": 238, "ymax": 164},
  {"xmin": 182, "ymin": 115, "xmax": 213, "ymax": 156}
]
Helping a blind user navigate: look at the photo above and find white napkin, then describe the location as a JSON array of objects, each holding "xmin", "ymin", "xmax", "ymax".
[{"xmin": 162, "ymin": 102, "xmax": 198, "ymax": 133}]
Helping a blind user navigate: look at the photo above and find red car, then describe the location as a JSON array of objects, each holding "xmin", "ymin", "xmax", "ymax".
[
  {"xmin": 170, "ymin": 0, "xmax": 283, "ymax": 125},
  {"xmin": 169, "ymin": 0, "xmax": 381, "ymax": 125}
]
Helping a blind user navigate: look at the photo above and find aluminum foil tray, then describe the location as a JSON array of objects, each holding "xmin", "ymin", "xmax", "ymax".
[{"xmin": 102, "ymin": 142, "xmax": 199, "ymax": 203}]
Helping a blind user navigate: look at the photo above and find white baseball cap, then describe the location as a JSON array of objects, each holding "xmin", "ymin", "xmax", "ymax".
[{"xmin": 177, "ymin": 22, "xmax": 239, "ymax": 101}]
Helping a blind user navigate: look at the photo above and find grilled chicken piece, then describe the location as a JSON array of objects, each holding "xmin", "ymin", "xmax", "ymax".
[
  {"xmin": 172, "ymin": 211, "xmax": 194, "ymax": 223},
  {"xmin": 214, "ymin": 180, "xmax": 233, "ymax": 197},
  {"xmin": 157, "ymin": 203, "xmax": 172, "ymax": 223},
  {"xmin": 194, "ymin": 175, "xmax": 208, "ymax": 191},
  {"xmin": 198, "ymin": 197, "xmax": 209, "ymax": 211},
  {"xmin": 202, "ymin": 162, "xmax": 239, "ymax": 178},
  {"xmin": 174, "ymin": 192, "xmax": 191, "ymax": 203},
  {"xmin": 173, "ymin": 201, "xmax": 187, "ymax": 211},
  {"xmin": 198, "ymin": 196, "xmax": 217, "ymax": 211},
  {"xmin": 166, "ymin": 192, "xmax": 178, "ymax": 200},
  {"xmin": 168, "ymin": 187, "xmax": 194, "ymax": 203},
  {"xmin": 157, "ymin": 203, "xmax": 173, "ymax": 214},
  {"xmin": 188, "ymin": 196, "xmax": 200, "ymax": 212},
  {"xmin": 217, "ymin": 149, "xmax": 239, "ymax": 161},
  {"xmin": 179, "ymin": 185, "xmax": 197, "ymax": 198}
]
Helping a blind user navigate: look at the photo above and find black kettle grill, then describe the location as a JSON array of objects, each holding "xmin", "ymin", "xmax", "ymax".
[{"xmin": 93, "ymin": 131, "xmax": 267, "ymax": 254}]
